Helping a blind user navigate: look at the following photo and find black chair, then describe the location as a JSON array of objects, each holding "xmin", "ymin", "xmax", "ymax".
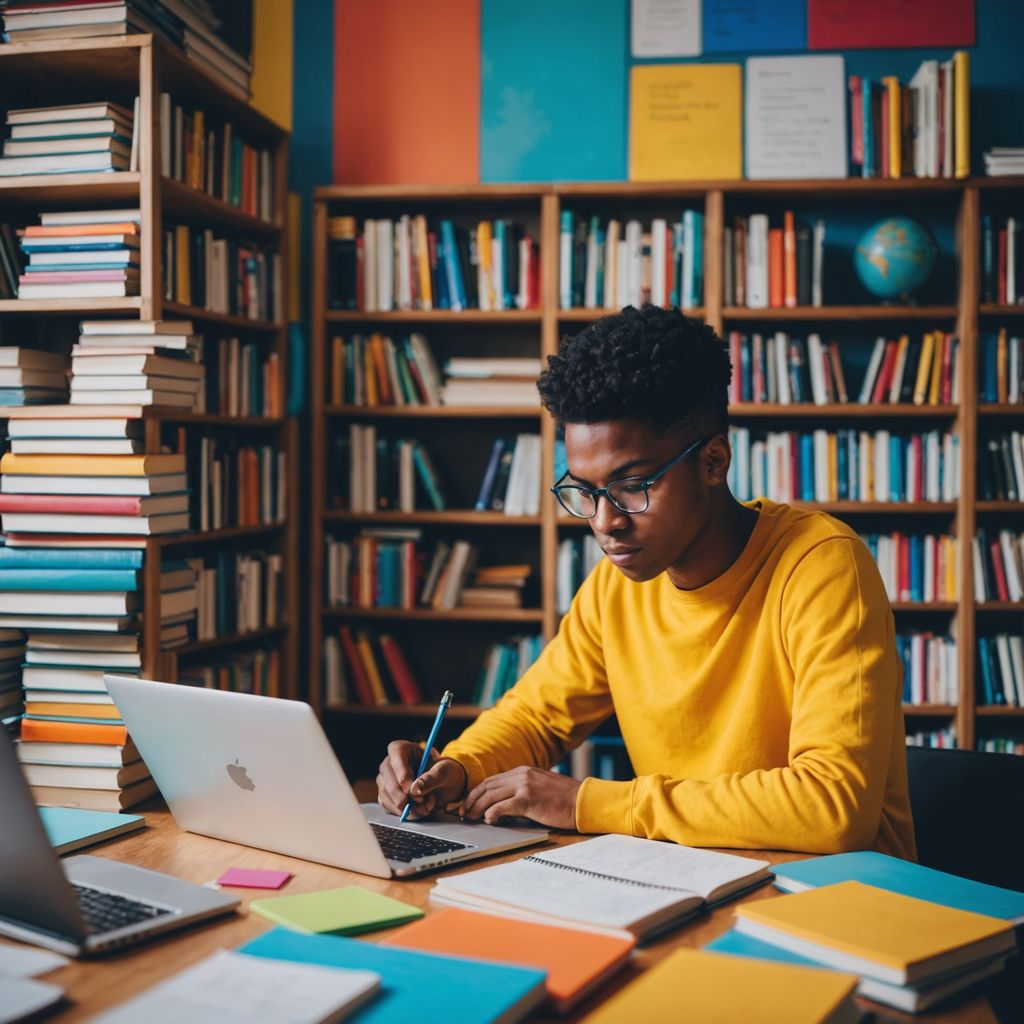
[{"xmin": 905, "ymin": 746, "xmax": 1024, "ymax": 892}]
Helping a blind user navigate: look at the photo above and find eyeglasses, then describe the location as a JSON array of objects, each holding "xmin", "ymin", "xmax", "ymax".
[{"xmin": 551, "ymin": 436, "xmax": 710, "ymax": 519}]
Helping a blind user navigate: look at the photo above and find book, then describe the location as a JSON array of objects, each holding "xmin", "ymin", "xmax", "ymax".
[
  {"xmin": 0, "ymin": 453, "xmax": 185, "ymax": 476},
  {"xmin": 31, "ymin": 776, "xmax": 157, "ymax": 811},
  {"xmin": 38, "ymin": 807, "xmax": 144, "ymax": 855},
  {"xmin": 250, "ymin": 885, "xmax": 423, "ymax": 936},
  {"xmin": 771, "ymin": 850, "xmax": 1024, "ymax": 924},
  {"xmin": 733, "ymin": 880, "xmax": 1016, "ymax": 986},
  {"xmin": 17, "ymin": 737, "xmax": 140, "ymax": 768},
  {"xmin": 381, "ymin": 906, "xmax": 635, "ymax": 1013},
  {"xmin": 90, "ymin": 949, "xmax": 381, "ymax": 1024},
  {"xmin": 583, "ymin": 948, "xmax": 859, "ymax": 1024},
  {"xmin": 2, "ymin": 473, "xmax": 188, "ymax": 496},
  {"xmin": 430, "ymin": 834, "xmax": 771, "ymax": 939},
  {"xmin": 238, "ymin": 928, "xmax": 548, "ymax": 1024},
  {"xmin": 22, "ymin": 761, "xmax": 149, "ymax": 791}
]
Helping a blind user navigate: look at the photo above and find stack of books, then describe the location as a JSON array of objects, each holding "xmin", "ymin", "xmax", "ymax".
[
  {"xmin": 860, "ymin": 531, "xmax": 959, "ymax": 604},
  {"xmin": 972, "ymin": 527, "xmax": 1023, "ymax": 603},
  {"xmin": 559, "ymin": 210, "xmax": 704, "ymax": 311},
  {"xmin": 976, "ymin": 633, "xmax": 1024, "ymax": 706},
  {"xmin": 459, "ymin": 564, "xmax": 532, "ymax": 609},
  {"xmin": 850, "ymin": 53, "xmax": 970, "ymax": 179},
  {"xmin": 858, "ymin": 332, "xmax": 959, "ymax": 405},
  {"xmin": 979, "ymin": 329, "xmax": 1023, "ymax": 403},
  {"xmin": 324, "ymin": 626, "xmax": 423, "ymax": 708},
  {"xmin": 17, "ymin": 208, "xmax": 141, "ymax": 300},
  {"xmin": 979, "ymin": 430, "xmax": 1024, "ymax": 500},
  {"xmin": 440, "ymin": 358, "xmax": 542, "ymax": 407},
  {"xmin": 724, "ymin": 213, "xmax": 825, "ymax": 309},
  {"xmin": 474, "ymin": 434, "xmax": 542, "ymax": 516},
  {"xmin": 0, "ymin": 348, "xmax": 67, "ymax": 407},
  {"xmin": 188, "ymin": 549, "xmax": 283, "ymax": 641},
  {"xmin": 474, "ymin": 635, "xmax": 543, "ymax": 707},
  {"xmin": 898, "ymin": 630, "xmax": 958, "ymax": 706},
  {"xmin": 983, "ymin": 148, "xmax": 1024, "ymax": 177},
  {"xmin": 339, "ymin": 427, "xmax": 445, "ymax": 514},
  {"xmin": 329, "ymin": 333, "xmax": 443, "ymax": 407},
  {"xmin": 0, "ymin": 101, "xmax": 135, "ymax": 177},
  {"xmin": 70, "ymin": 320, "xmax": 203, "ymax": 409},
  {"xmin": 0, "ymin": 627, "xmax": 25, "ymax": 735}
]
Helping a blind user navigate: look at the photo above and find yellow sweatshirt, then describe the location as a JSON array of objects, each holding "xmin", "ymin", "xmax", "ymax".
[{"xmin": 444, "ymin": 499, "xmax": 916, "ymax": 858}]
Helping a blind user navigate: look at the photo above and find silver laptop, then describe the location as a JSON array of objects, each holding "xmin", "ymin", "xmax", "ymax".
[
  {"xmin": 103, "ymin": 676, "xmax": 549, "ymax": 878},
  {"xmin": 0, "ymin": 728, "xmax": 238, "ymax": 957}
]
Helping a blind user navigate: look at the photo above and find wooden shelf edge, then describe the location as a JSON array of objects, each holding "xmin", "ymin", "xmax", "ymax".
[
  {"xmin": 162, "ymin": 301, "xmax": 280, "ymax": 332},
  {"xmin": 729, "ymin": 403, "xmax": 958, "ymax": 418},
  {"xmin": 321, "ymin": 606, "xmax": 544, "ymax": 623},
  {"xmin": 722, "ymin": 305, "xmax": 958, "ymax": 321},
  {"xmin": 903, "ymin": 704, "xmax": 958, "ymax": 716},
  {"xmin": 169, "ymin": 624, "xmax": 287, "ymax": 658},
  {"xmin": 153, "ymin": 523, "xmax": 286, "ymax": 547},
  {"xmin": 325, "ymin": 309, "xmax": 541, "ymax": 323},
  {"xmin": 323, "ymin": 510, "xmax": 542, "ymax": 526},
  {"xmin": 162, "ymin": 177, "xmax": 282, "ymax": 236},
  {"xmin": 324, "ymin": 404, "xmax": 542, "ymax": 420}
]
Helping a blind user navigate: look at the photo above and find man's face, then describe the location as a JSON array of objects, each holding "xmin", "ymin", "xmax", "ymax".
[{"xmin": 562, "ymin": 418, "xmax": 717, "ymax": 583}]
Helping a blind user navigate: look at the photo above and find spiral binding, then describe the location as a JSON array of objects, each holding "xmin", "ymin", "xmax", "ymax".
[{"xmin": 522, "ymin": 854, "xmax": 696, "ymax": 894}]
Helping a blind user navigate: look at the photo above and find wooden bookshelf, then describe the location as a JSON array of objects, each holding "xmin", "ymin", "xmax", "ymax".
[
  {"xmin": 312, "ymin": 177, "xmax": 1024, "ymax": 769},
  {"xmin": 0, "ymin": 34, "xmax": 298, "ymax": 700}
]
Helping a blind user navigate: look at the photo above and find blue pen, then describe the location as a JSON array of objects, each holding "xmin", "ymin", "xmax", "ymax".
[{"xmin": 400, "ymin": 689, "xmax": 453, "ymax": 823}]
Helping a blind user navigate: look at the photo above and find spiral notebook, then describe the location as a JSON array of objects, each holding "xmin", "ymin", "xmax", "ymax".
[{"xmin": 430, "ymin": 834, "xmax": 771, "ymax": 939}]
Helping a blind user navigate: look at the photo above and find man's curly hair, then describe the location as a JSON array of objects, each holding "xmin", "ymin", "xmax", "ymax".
[{"xmin": 537, "ymin": 305, "xmax": 732, "ymax": 438}]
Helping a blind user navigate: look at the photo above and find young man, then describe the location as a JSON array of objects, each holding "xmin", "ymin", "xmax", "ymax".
[{"xmin": 377, "ymin": 306, "xmax": 916, "ymax": 858}]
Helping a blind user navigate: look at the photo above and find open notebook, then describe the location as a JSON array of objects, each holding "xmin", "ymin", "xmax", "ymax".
[{"xmin": 430, "ymin": 834, "xmax": 771, "ymax": 940}]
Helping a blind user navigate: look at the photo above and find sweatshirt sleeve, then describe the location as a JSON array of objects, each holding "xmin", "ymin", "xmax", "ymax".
[
  {"xmin": 575, "ymin": 537, "xmax": 902, "ymax": 853},
  {"xmin": 442, "ymin": 563, "xmax": 614, "ymax": 793}
]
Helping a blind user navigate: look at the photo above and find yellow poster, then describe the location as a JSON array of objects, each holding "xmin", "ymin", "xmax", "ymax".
[{"xmin": 630, "ymin": 64, "xmax": 743, "ymax": 181}]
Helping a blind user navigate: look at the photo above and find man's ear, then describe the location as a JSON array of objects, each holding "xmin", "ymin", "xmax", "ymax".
[{"xmin": 703, "ymin": 434, "xmax": 731, "ymax": 485}]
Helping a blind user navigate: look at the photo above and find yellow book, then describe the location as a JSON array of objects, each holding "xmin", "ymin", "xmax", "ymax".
[
  {"xmin": 414, "ymin": 214, "xmax": 433, "ymax": 311},
  {"xmin": 630, "ymin": 64, "xmax": 742, "ymax": 181},
  {"xmin": 25, "ymin": 703, "xmax": 123, "ymax": 720},
  {"xmin": 363, "ymin": 341, "xmax": 379, "ymax": 406},
  {"xmin": 174, "ymin": 223, "xmax": 191, "ymax": 306},
  {"xmin": 0, "ymin": 453, "xmax": 186, "ymax": 477},
  {"xmin": 331, "ymin": 335, "xmax": 344, "ymax": 405},
  {"xmin": 997, "ymin": 326, "xmax": 1009, "ymax": 404},
  {"xmin": 191, "ymin": 109, "xmax": 204, "ymax": 190},
  {"xmin": 943, "ymin": 536, "xmax": 956, "ymax": 600},
  {"xmin": 583, "ymin": 948, "xmax": 859, "ymax": 1024},
  {"xmin": 354, "ymin": 631, "xmax": 388, "ymax": 705},
  {"xmin": 953, "ymin": 50, "xmax": 970, "ymax": 178},
  {"xmin": 883, "ymin": 76, "xmax": 901, "ymax": 178},
  {"xmin": 734, "ymin": 881, "xmax": 1015, "ymax": 986},
  {"xmin": 476, "ymin": 220, "xmax": 494, "ymax": 312},
  {"xmin": 928, "ymin": 330, "xmax": 944, "ymax": 405},
  {"xmin": 913, "ymin": 330, "xmax": 935, "ymax": 405}
]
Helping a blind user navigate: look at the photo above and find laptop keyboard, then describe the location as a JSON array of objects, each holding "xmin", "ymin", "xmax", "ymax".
[
  {"xmin": 369, "ymin": 822, "xmax": 472, "ymax": 863},
  {"xmin": 71, "ymin": 883, "xmax": 171, "ymax": 934}
]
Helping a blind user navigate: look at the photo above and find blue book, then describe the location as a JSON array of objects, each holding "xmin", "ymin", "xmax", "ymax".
[
  {"xmin": 0, "ymin": 568, "xmax": 139, "ymax": 591},
  {"xmin": 691, "ymin": 211, "xmax": 704, "ymax": 305},
  {"xmin": 889, "ymin": 434, "xmax": 903, "ymax": 501},
  {"xmin": 862, "ymin": 79, "xmax": 874, "ymax": 179},
  {"xmin": 909, "ymin": 534, "xmax": 923, "ymax": 601},
  {"xmin": 39, "ymin": 807, "xmax": 144, "ymax": 855},
  {"xmin": 836, "ymin": 431, "xmax": 848, "ymax": 500},
  {"xmin": 739, "ymin": 336, "xmax": 752, "ymax": 403},
  {"xmin": 411, "ymin": 442, "xmax": 445, "ymax": 511},
  {"xmin": 475, "ymin": 438, "xmax": 507, "ymax": 512},
  {"xmin": 0, "ymin": 548, "xmax": 143, "ymax": 569},
  {"xmin": 434, "ymin": 232, "xmax": 450, "ymax": 310},
  {"xmin": 799, "ymin": 434, "xmax": 814, "ymax": 501},
  {"xmin": 376, "ymin": 543, "xmax": 399, "ymax": 608},
  {"xmin": 21, "ymin": 241, "xmax": 137, "ymax": 252},
  {"xmin": 558, "ymin": 210, "xmax": 574, "ymax": 309},
  {"xmin": 771, "ymin": 850, "xmax": 1024, "ymax": 924},
  {"xmin": 238, "ymin": 928, "xmax": 547, "ymax": 1024},
  {"xmin": 439, "ymin": 220, "xmax": 466, "ymax": 312}
]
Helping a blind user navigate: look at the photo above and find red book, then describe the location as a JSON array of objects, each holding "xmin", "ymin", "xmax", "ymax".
[
  {"xmin": 734, "ymin": 217, "xmax": 747, "ymax": 307},
  {"xmin": 752, "ymin": 333, "xmax": 765, "ymax": 402},
  {"xmin": 783, "ymin": 211, "xmax": 797, "ymax": 308},
  {"xmin": 849, "ymin": 76, "xmax": 864, "ymax": 168},
  {"xmin": 990, "ymin": 540, "xmax": 1010, "ymax": 601},
  {"xmin": 378, "ymin": 634, "xmax": 423, "ymax": 706},
  {"xmin": 338, "ymin": 625, "xmax": 375, "ymax": 706},
  {"xmin": 0, "ymin": 493, "xmax": 173, "ymax": 515},
  {"xmin": 998, "ymin": 228, "xmax": 1008, "ymax": 305},
  {"xmin": 871, "ymin": 341, "xmax": 899, "ymax": 403},
  {"xmin": 940, "ymin": 333, "xmax": 954, "ymax": 403},
  {"xmin": 768, "ymin": 228, "xmax": 784, "ymax": 308}
]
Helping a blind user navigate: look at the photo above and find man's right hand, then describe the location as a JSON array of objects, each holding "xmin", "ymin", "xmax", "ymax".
[{"xmin": 376, "ymin": 739, "xmax": 468, "ymax": 819}]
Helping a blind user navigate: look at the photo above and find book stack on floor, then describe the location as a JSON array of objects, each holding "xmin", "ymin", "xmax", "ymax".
[
  {"xmin": 710, "ymin": 851, "xmax": 1023, "ymax": 1013},
  {"xmin": 0, "ymin": 348, "xmax": 67, "ymax": 407},
  {"xmin": 322, "ymin": 626, "xmax": 423, "ymax": 708},
  {"xmin": 440, "ymin": 358, "xmax": 542, "ymax": 407},
  {"xmin": 0, "ymin": 102, "xmax": 135, "ymax": 177},
  {"xmin": 70, "ymin": 319, "xmax": 203, "ymax": 409},
  {"xmin": 16, "ymin": 208, "xmax": 141, "ymax": 300},
  {"xmin": 0, "ymin": 627, "xmax": 25, "ymax": 736}
]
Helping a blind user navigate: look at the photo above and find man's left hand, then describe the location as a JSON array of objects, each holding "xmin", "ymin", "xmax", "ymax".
[{"xmin": 461, "ymin": 766, "xmax": 581, "ymax": 830}]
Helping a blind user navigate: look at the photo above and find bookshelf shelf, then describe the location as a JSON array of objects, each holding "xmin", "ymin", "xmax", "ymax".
[
  {"xmin": 153, "ymin": 524, "xmax": 287, "ymax": 548},
  {"xmin": 170, "ymin": 624, "xmax": 289, "ymax": 658},
  {"xmin": 979, "ymin": 304, "xmax": 1024, "ymax": 316},
  {"xmin": 149, "ymin": 413, "xmax": 286, "ymax": 427},
  {"xmin": 325, "ymin": 310, "xmax": 542, "ymax": 324},
  {"xmin": 891, "ymin": 602, "xmax": 958, "ymax": 612},
  {"xmin": 325, "ymin": 703, "xmax": 484, "ymax": 720},
  {"xmin": 721, "ymin": 305, "xmax": 959, "ymax": 322},
  {"xmin": 0, "ymin": 171, "xmax": 141, "ymax": 204},
  {"xmin": 975, "ymin": 501, "xmax": 1024, "ymax": 513},
  {"xmin": 323, "ymin": 510, "xmax": 543, "ymax": 527},
  {"xmin": 0, "ymin": 297, "xmax": 143, "ymax": 314},
  {"xmin": 325, "ymin": 404, "xmax": 542, "ymax": 421},
  {"xmin": 975, "ymin": 707, "xmax": 1024, "ymax": 717},
  {"xmin": 729, "ymin": 403, "xmax": 958, "ymax": 419},
  {"xmin": 976, "ymin": 602, "xmax": 1024, "ymax": 613},
  {"xmin": 161, "ymin": 302, "xmax": 279, "ymax": 332},
  {"xmin": 559, "ymin": 307, "xmax": 704, "ymax": 322},
  {"xmin": 903, "ymin": 704, "xmax": 958, "ymax": 716},
  {"xmin": 792, "ymin": 501, "xmax": 958, "ymax": 514},
  {"xmin": 978, "ymin": 404, "xmax": 1024, "ymax": 416},
  {"xmin": 322, "ymin": 606, "xmax": 545, "ymax": 624},
  {"xmin": 161, "ymin": 177, "xmax": 282, "ymax": 237}
]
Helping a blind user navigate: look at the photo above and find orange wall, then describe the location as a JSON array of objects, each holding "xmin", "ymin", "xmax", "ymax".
[{"xmin": 334, "ymin": 0, "xmax": 480, "ymax": 184}]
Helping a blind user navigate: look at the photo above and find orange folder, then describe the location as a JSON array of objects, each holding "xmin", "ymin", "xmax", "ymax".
[{"xmin": 380, "ymin": 907, "xmax": 635, "ymax": 1013}]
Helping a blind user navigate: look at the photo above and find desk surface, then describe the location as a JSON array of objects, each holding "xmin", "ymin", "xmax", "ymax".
[{"xmin": 7, "ymin": 804, "xmax": 998, "ymax": 1023}]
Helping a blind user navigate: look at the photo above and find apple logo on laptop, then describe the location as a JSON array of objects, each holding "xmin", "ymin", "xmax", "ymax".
[{"xmin": 227, "ymin": 759, "xmax": 255, "ymax": 791}]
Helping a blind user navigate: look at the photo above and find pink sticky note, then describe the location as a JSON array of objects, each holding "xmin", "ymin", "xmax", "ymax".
[{"xmin": 217, "ymin": 867, "xmax": 293, "ymax": 890}]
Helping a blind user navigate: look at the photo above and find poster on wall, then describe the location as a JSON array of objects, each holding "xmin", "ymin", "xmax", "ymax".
[
  {"xmin": 703, "ymin": 0, "xmax": 806, "ymax": 54},
  {"xmin": 808, "ymin": 0, "xmax": 975, "ymax": 50},
  {"xmin": 745, "ymin": 55, "xmax": 847, "ymax": 179},
  {"xmin": 630, "ymin": 64, "xmax": 742, "ymax": 180},
  {"xmin": 632, "ymin": 0, "xmax": 701, "ymax": 58}
]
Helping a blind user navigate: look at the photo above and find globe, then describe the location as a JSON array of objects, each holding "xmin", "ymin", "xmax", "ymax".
[{"xmin": 854, "ymin": 217, "xmax": 938, "ymax": 301}]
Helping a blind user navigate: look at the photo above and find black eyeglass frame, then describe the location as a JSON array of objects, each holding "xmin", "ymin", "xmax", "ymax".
[{"xmin": 550, "ymin": 435, "xmax": 712, "ymax": 519}]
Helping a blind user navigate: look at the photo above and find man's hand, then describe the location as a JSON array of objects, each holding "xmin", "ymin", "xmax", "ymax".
[
  {"xmin": 461, "ymin": 766, "xmax": 581, "ymax": 830},
  {"xmin": 376, "ymin": 739, "xmax": 467, "ymax": 819}
]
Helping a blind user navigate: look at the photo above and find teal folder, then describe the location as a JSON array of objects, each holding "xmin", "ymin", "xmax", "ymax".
[
  {"xmin": 772, "ymin": 851, "xmax": 1024, "ymax": 923},
  {"xmin": 239, "ymin": 928, "xmax": 547, "ymax": 1024},
  {"xmin": 39, "ymin": 807, "xmax": 144, "ymax": 855}
]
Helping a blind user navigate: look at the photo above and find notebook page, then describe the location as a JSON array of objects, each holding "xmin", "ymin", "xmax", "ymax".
[
  {"xmin": 92, "ymin": 949, "xmax": 381, "ymax": 1024},
  {"xmin": 433, "ymin": 857, "xmax": 692, "ymax": 931},
  {"xmin": 533, "ymin": 835, "xmax": 769, "ymax": 900}
]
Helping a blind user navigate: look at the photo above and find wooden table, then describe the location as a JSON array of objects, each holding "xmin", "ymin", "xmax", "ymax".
[{"xmin": 4, "ymin": 804, "xmax": 998, "ymax": 1023}]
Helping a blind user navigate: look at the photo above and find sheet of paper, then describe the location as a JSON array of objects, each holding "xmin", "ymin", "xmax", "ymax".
[
  {"xmin": 0, "ymin": 977, "xmax": 64, "ymax": 1024},
  {"xmin": 632, "ymin": 0, "xmax": 701, "ymax": 57},
  {"xmin": 217, "ymin": 867, "xmax": 292, "ymax": 890},
  {"xmin": 745, "ymin": 55, "xmax": 847, "ymax": 179},
  {"xmin": 92, "ymin": 949, "xmax": 380, "ymax": 1024},
  {"xmin": 0, "ymin": 945, "xmax": 69, "ymax": 978},
  {"xmin": 630, "ymin": 63, "xmax": 742, "ymax": 181},
  {"xmin": 808, "ymin": 0, "xmax": 974, "ymax": 49}
]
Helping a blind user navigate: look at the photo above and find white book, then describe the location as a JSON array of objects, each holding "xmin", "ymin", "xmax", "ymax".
[
  {"xmin": 858, "ymin": 337, "xmax": 887, "ymax": 404},
  {"xmin": 995, "ymin": 635, "xmax": 1017, "ymax": 705},
  {"xmin": 774, "ymin": 332, "xmax": 791, "ymax": 405},
  {"xmin": 812, "ymin": 218, "xmax": 826, "ymax": 307},
  {"xmin": 681, "ymin": 212, "xmax": 696, "ymax": 309},
  {"xmin": 941, "ymin": 58, "xmax": 954, "ymax": 178},
  {"xmin": 559, "ymin": 216, "xmax": 573, "ymax": 309},
  {"xmin": 71, "ymin": 374, "xmax": 198, "ymax": 394},
  {"xmin": 0, "ymin": 614, "xmax": 131, "ymax": 632},
  {"xmin": 615, "ymin": 239, "xmax": 629, "ymax": 309},
  {"xmin": 8, "ymin": 102, "xmax": 132, "ymax": 125},
  {"xmin": 10, "ymin": 438, "xmax": 142, "ymax": 455},
  {"xmin": 874, "ymin": 431, "xmax": 890, "ymax": 502},
  {"xmin": 17, "ymin": 282, "xmax": 138, "ymax": 299},
  {"xmin": 813, "ymin": 430, "xmax": 829, "ymax": 502},
  {"xmin": 69, "ymin": 390, "xmax": 195, "ymax": 407},
  {"xmin": 1000, "ymin": 531, "xmax": 1023, "ymax": 602},
  {"xmin": 746, "ymin": 214, "xmax": 769, "ymax": 308},
  {"xmin": 0, "ymin": 511, "xmax": 189, "ymax": 535},
  {"xmin": 1008, "ymin": 636, "xmax": 1024, "ymax": 706},
  {"xmin": 396, "ymin": 214, "xmax": 411, "ymax": 310},
  {"xmin": 603, "ymin": 219, "xmax": 620, "ymax": 308},
  {"xmin": 92, "ymin": 949, "xmax": 381, "ymax": 1024},
  {"xmin": 39, "ymin": 210, "xmax": 140, "ymax": 229},
  {"xmin": 25, "ymin": 648, "xmax": 141, "ymax": 668},
  {"xmin": 972, "ymin": 536, "xmax": 987, "ymax": 601},
  {"xmin": 807, "ymin": 334, "xmax": 828, "ymax": 405},
  {"xmin": 650, "ymin": 218, "xmax": 667, "ymax": 307},
  {"xmin": 3, "ymin": 472, "xmax": 190, "ymax": 496},
  {"xmin": 584, "ymin": 220, "xmax": 600, "ymax": 308},
  {"xmin": 0, "ymin": 591, "xmax": 138, "ymax": 615},
  {"xmin": 376, "ymin": 218, "xmax": 394, "ymax": 312},
  {"xmin": 502, "ymin": 435, "xmax": 529, "ymax": 517},
  {"xmin": 888, "ymin": 341, "xmax": 908, "ymax": 404}
]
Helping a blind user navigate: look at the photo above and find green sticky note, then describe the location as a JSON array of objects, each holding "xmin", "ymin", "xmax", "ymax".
[{"xmin": 249, "ymin": 885, "xmax": 423, "ymax": 936}]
